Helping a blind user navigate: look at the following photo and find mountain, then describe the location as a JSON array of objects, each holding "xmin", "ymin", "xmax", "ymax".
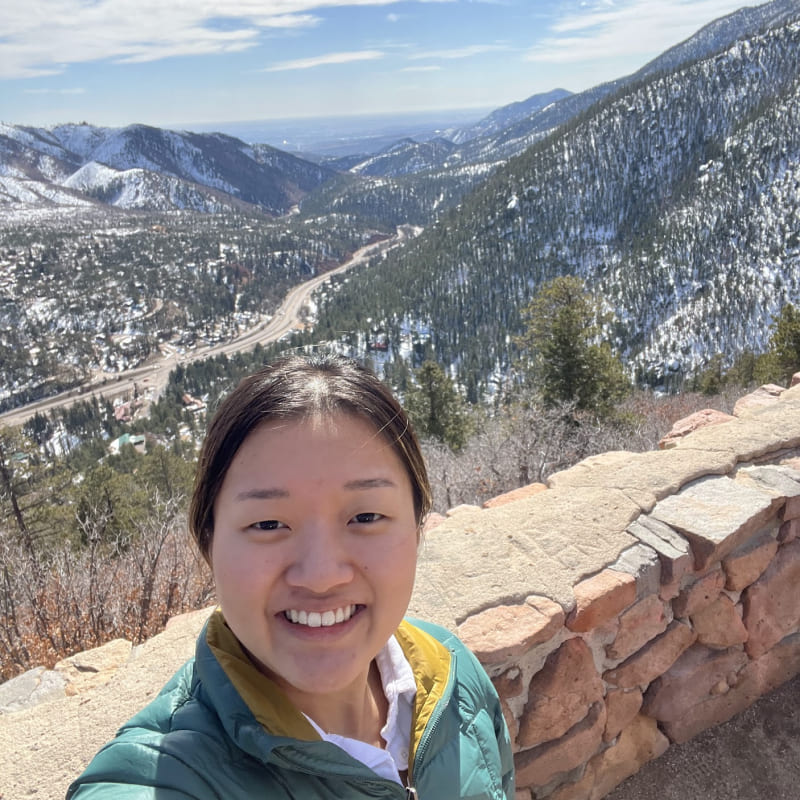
[
  {"xmin": 310, "ymin": 11, "xmax": 800, "ymax": 393},
  {"xmin": 0, "ymin": 124, "xmax": 336, "ymax": 216},
  {"xmin": 339, "ymin": 0, "xmax": 800, "ymax": 179}
]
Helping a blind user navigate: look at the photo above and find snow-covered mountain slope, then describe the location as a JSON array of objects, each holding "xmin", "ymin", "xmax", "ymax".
[
  {"xmin": 311, "ymin": 15, "xmax": 800, "ymax": 393},
  {"xmin": 0, "ymin": 124, "xmax": 337, "ymax": 216}
]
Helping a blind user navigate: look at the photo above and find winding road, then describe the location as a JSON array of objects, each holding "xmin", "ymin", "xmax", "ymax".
[{"xmin": 0, "ymin": 226, "xmax": 417, "ymax": 429}]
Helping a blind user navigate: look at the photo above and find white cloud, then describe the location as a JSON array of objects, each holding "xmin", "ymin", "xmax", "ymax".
[
  {"xmin": 409, "ymin": 43, "xmax": 510, "ymax": 60},
  {"xmin": 401, "ymin": 65, "xmax": 442, "ymax": 72},
  {"xmin": 24, "ymin": 87, "xmax": 86, "ymax": 94},
  {"xmin": 265, "ymin": 49, "xmax": 385, "ymax": 71},
  {"xmin": 525, "ymin": 0, "xmax": 751, "ymax": 64},
  {"xmin": 0, "ymin": 0, "xmax": 401, "ymax": 79}
]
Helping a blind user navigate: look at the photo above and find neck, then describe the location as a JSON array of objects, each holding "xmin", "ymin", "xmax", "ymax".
[{"xmin": 287, "ymin": 660, "xmax": 388, "ymax": 747}]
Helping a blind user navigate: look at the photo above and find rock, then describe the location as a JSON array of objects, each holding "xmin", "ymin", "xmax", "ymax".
[
  {"xmin": 566, "ymin": 569, "xmax": 636, "ymax": 633},
  {"xmin": 445, "ymin": 503, "xmax": 482, "ymax": 517},
  {"xmin": 580, "ymin": 715, "xmax": 669, "ymax": 800},
  {"xmin": 691, "ymin": 596, "xmax": 748, "ymax": 649},
  {"xmin": 658, "ymin": 409, "xmax": 735, "ymax": 450},
  {"xmin": 483, "ymin": 483, "xmax": 548, "ymax": 509},
  {"xmin": 721, "ymin": 530, "xmax": 779, "ymax": 591},
  {"xmin": 0, "ymin": 667, "xmax": 66, "ymax": 714},
  {"xmin": 515, "ymin": 702, "xmax": 606, "ymax": 789},
  {"xmin": 611, "ymin": 544, "xmax": 662, "ymax": 600},
  {"xmin": 54, "ymin": 639, "xmax": 133, "ymax": 697},
  {"xmin": 606, "ymin": 594, "xmax": 670, "ymax": 662},
  {"xmin": 672, "ymin": 566, "xmax": 725, "ymax": 618},
  {"xmin": 642, "ymin": 645, "xmax": 749, "ymax": 722},
  {"xmin": 422, "ymin": 512, "xmax": 447, "ymax": 534},
  {"xmin": 603, "ymin": 688, "xmax": 644, "ymax": 742},
  {"xmin": 518, "ymin": 638, "xmax": 605, "ymax": 749},
  {"xmin": 650, "ymin": 475, "xmax": 775, "ymax": 570},
  {"xmin": 604, "ymin": 621, "xmax": 696, "ymax": 690},
  {"xmin": 457, "ymin": 597, "xmax": 564, "ymax": 665},
  {"xmin": 626, "ymin": 516, "xmax": 693, "ymax": 598},
  {"xmin": 742, "ymin": 538, "xmax": 800, "ymax": 658},
  {"xmin": 733, "ymin": 384, "xmax": 785, "ymax": 417},
  {"xmin": 778, "ymin": 517, "xmax": 800, "ymax": 543}
]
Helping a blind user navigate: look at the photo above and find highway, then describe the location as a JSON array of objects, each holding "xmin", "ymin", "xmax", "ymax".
[{"xmin": 0, "ymin": 226, "xmax": 416, "ymax": 429}]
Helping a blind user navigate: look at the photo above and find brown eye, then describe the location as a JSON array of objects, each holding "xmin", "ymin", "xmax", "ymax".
[
  {"xmin": 352, "ymin": 512, "xmax": 383, "ymax": 524},
  {"xmin": 252, "ymin": 520, "xmax": 283, "ymax": 530}
]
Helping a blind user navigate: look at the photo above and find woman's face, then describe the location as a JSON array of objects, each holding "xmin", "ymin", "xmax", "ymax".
[{"xmin": 210, "ymin": 412, "xmax": 419, "ymax": 703}]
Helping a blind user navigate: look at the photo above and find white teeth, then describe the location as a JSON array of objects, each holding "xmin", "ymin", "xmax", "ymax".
[{"xmin": 285, "ymin": 605, "xmax": 356, "ymax": 627}]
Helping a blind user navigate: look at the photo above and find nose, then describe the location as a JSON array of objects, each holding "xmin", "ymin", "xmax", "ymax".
[{"xmin": 284, "ymin": 523, "xmax": 355, "ymax": 593}]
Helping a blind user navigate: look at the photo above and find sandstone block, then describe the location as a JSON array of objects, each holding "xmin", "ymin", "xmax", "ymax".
[
  {"xmin": 0, "ymin": 666, "xmax": 66, "ymax": 714},
  {"xmin": 742, "ymin": 538, "xmax": 800, "ymax": 658},
  {"xmin": 458, "ymin": 597, "xmax": 564, "ymax": 665},
  {"xmin": 604, "ymin": 620, "xmax": 696, "ymax": 689},
  {"xmin": 672, "ymin": 566, "xmax": 725, "ymax": 618},
  {"xmin": 611, "ymin": 544, "xmax": 662, "ymax": 599},
  {"xmin": 566, "ymin": 569, "xmax": 636, "ymax": 633},
  {"xmin": 650, "ymin": 475, "xmax": 776, "ymax": 571},
  {"xmin": 642, "ymin": 644, "xmax": 749, "ymax": 722},
  {"xmin": 658, "ymin": 408, "xmax": 735, "ymax": 450},
  {"xmin": 515, "ymin": 702, "xmax": 606, "ymax": 789},
  {"xmin": 518, "ymin": 637, "xmax": 604, "ymax": 749},
  {"xmin": 54, "ymin": 638, "xmax": 133, "ymax": 696},
  {"xmin": 603, "ymin": 688, "xmax": 643, "ymax": 742},
  {"xmin": 733, "ymin": 383, "xmax": 785, "ymax": 417},
  {"xmin": 584, "ymin": 715, "xmax": 669, "ymax": 800},
  {"xmin": 691, "ymin": 595, "xmax": 749, "ymax": 649},
  {"xmin": 626, "ymin": 516, "xmax": 693, "ymax": 600},
  {"xmin": 746, "ymin": 631, "xmax": 800, "ymax": 694},
  {"xmin": 779, "ymin": 517, "xmax": 800, "ymax": 543},
  {"xmin": 605, "ymin": 594, "xmax": 669, "ymax": 662},
  {"xmin": 483, "ymin": 483, "xmax": 548, "ymax": 509},
  {"xmin": 722, "ymin": 530, "xmax": 779, "ymax": 591},
  {"xmin": 493, "ymin": 666, "xmax": 523, "ymax": 700}
]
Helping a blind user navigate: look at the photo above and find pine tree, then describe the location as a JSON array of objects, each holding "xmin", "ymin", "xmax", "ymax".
[
  {"xmin": 404, "ymin": 361, "xmax": 471, "ymax": 451},
  {"xmin": 517, "ymin": 276, "xmax": 629, "ymax": 415}
]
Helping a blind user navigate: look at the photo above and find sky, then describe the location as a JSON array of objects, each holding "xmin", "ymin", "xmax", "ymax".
[{"xmin": 0, "ymin": 0, "xmax": 759, "ymax": 130}]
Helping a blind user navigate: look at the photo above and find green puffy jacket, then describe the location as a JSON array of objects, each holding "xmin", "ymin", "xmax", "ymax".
[{"xmin": 67, "ymin": 612, "xmax": 514, "ymax": 799}]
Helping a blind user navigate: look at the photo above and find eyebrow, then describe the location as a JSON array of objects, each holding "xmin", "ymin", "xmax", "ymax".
[
  {"xmin": 235, "ymin": 488, "xmax": 290, "ymax": 502},
  {"xmin": 343, "ymin": 478, "xmax": 398, "ymax": 491},
  {"xmin": 234, "ymin": 478, "xmax": 396, "ymax": 502}
]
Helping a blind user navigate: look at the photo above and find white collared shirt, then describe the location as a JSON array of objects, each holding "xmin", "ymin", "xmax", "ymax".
[{"xmin": 303, "ymin": 634, "xmax": 417, "ymax": 785}]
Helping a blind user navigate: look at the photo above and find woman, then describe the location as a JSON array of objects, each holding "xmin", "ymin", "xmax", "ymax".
[{"xmin": 68, "ymin": 353, "xmax": 514, "ymax": 799}]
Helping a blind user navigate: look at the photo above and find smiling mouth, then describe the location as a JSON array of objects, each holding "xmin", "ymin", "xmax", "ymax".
[{"xmin": 283, "ymin": 604, "xmax": 360, "ymax": 628}]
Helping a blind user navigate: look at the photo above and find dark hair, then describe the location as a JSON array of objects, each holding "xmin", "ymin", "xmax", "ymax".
[{"xmin": 188, "ymin": 353, "xmax": 432, "ymax": 559}]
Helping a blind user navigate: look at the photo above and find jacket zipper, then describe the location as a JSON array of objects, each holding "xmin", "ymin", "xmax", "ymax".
[{"xmin": 404, "ymin": 649, "xmax": 456, "ymax": 800}]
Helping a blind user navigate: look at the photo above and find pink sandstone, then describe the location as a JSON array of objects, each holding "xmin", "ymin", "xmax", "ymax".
[
  {"xmin": 517, "ymin": 638, "xmax": 604, "ymax": 749},
  {"xmin": 779, "ymin": 517, "xmax": 800, "ymax": 543},
  {"xmin": 482, "ymin": 482, "xmax": 548, "ymax": 508},
  {"xmin": 550, "ymin": 715, "xmax": 670, "ymax": 800},
  {"xmin": 603, "ymin": 688, "xmax": 643, "ymax": 742},
  {"xmin": 722, "ymin": 534, "xmax": 779, "ymax": 591},
  {"xmin": 658, "ymin": 408, "xmax": 735, "ymax": 450},
  {"xmin": 515, "ymin": 702, "xmax": 606, "ymax": 789},
  {"xmin": 691, "ymin": 596, "xmax": 749, "ymax": 649},
  {"xmin": 566, "ymin": 569, "xmax": 636, "ymax": 633},
  {"xmin": 605, "ymin": 594, "xmax": 669, "ymax": 662},
  {"xmin": 604, "ymin": 620, "xmax": 696, "ymax": 690},
  {"xmin": 642, "ymin": 644, "xmax": 749, "ymax": 722},
  {"xmin": 742, "ymin": 538, "xmax": 800, "ymax": 658},
  {"xmin": 457, "ymin": 597, "xmax": 564, "ymax": 665},
  {"xmin": 733, "ymin": 383, "xmax": 785, "ymax": 417},
  {"xmin": 672, "ymin": 567, "xmax": 725, "ymax": 618}
]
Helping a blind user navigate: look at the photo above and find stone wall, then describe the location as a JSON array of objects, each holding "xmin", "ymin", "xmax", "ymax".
[
  {"xmin": 408, "ymin": 378, "xmax": 800, "ymax": 800},
  {"xmin": 1, "ymin": 379, "xmax": 798, "ymax": 800}
]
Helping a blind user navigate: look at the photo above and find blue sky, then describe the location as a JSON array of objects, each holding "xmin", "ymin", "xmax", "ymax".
[{"xmin": 0, "ymin": 0, "xmax": 756, "ymax": 129}]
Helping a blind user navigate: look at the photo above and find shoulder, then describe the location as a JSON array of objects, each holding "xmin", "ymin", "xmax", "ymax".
[
  {"xmin": 403, "ymin": 617, "xmax": 497, "ymax": 693},
  {"xmin": 68, "ymin": 659, "xmax": 237, "ymax": 799}
]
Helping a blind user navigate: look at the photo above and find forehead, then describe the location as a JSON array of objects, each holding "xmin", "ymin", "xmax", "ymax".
[{"xmin": 225, "ymin": 412, "xmax": 407, "ymax": 482}]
